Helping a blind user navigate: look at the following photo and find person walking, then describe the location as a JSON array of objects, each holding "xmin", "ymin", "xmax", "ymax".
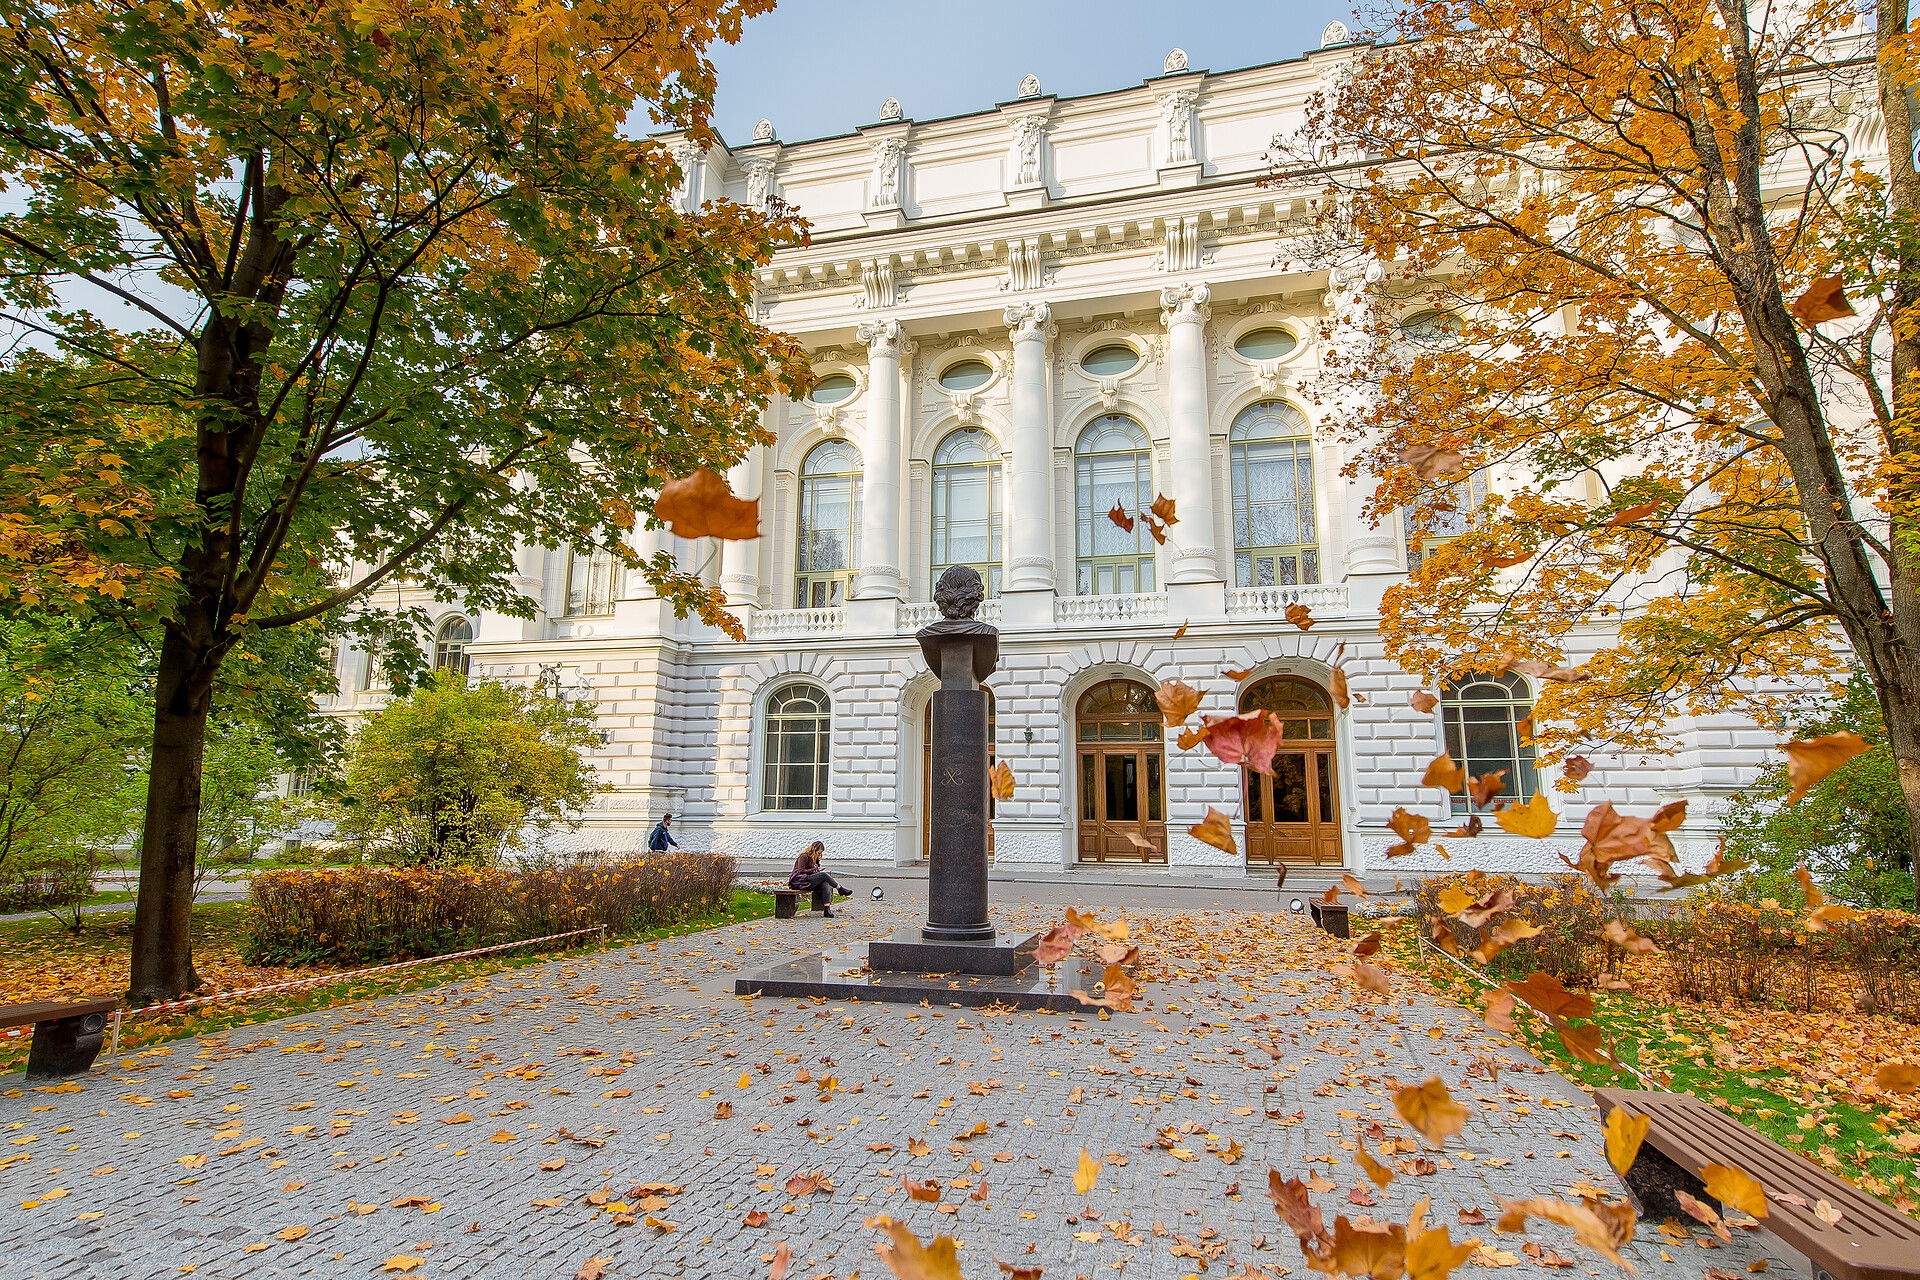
[
  {"xmin": 789, "ymin": 841, "xmax": 852, "ymax": 917},
  {"xmin": 647, "ymin": 814, "xmax": 679, "ymax": 853}
]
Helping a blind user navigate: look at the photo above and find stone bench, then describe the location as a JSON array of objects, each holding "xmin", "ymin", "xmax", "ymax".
[
  {"xmin": 1594, "ymin": 1086, "xmax": 1920, "ymax": 1280},
  {"xmin": 2, "ymin": 998, "xmax": 118, "ymax": 1079}
]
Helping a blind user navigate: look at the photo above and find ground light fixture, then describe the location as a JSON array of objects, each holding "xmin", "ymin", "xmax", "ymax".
[
  {"xmin": 1289, "ymin": 898, "xmax": 1305, "ymax": 913},
  {"xmin": 871, "ymin": 886, "xmax": 885, "ymax": 900}
]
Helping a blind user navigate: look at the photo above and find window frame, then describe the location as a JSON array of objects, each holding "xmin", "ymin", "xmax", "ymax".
[
  {"xmin": 565, "ymin": 547, "xmax": 621, "ymax": 616},
  {"xmin": 1405, "ymin": 471, "xmax": 1491, "ymax": 570},
  {"xmin": 1438, "ymin": 671, "xmax": 1539, "ymax": 814},
  {"xmin": 1073, "ymin": 415, "xmax": 1157, "ymax": 596},
  {"xmin": 1229, "ymin": 401, "xmax": 1321, "ymax": 588},
  {"xmin": 760, "ymin": 682, "xmax": 832, "ymax": 813},
  {"xmin": 795, "ymin": 439, "xmax": 864, "ymax": 609},
  {"xmin": 929, "ymin": 428, "xmax": 1003, "ymax": 596},
  {"xmin": 434, "ymin": 616, "xmax": 474, "ymax": 677}
]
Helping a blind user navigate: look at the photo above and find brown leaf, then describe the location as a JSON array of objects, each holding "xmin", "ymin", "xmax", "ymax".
[
  {"xmin": 1782, "ymin": 731, "xmax": 1869, "ymax": 804},
  {"xmin": 1555, "ymin": 1021, "xmax": 1609, "ymax": 1064},
  {"xmin": 1421, "ymin": 753, "xmax": 1465, "ymax": 793},
  {"xmin": 1146, "ymin": 517, "xmax": 1170, "ymax": 545},
  {"xmin": 1353, "ymin": 931, "xmax": 1383, "ymax": 959},
  {"xmin": 1071, "ymin": 963, "xmax": 1138, "ymax": 1011},
  {"xmin": 576, "ymin": 1257, "xmax": 614, "ymax": 1280},
  {"xmin": 1326, "ymin": 1215, "xmax": 1409, "ymax": 1278},
  {"xmin": 1505, "ymin": 972, "xmax": 1595, "ymax": 1020},
  {"xmin": 1409, "ymin": 690, "xmax": 1438, "ymax": 714},
  {"xmin": 1790, "ymin": 275, "xmax": 1855, "ymax": 326},
  {"xmin": 1155, "ymin": 680, "xmax": 1204, "ymax": 727},
  {"xmin": 1151, "ymin": 493, "xmax": 1179, "ymax": 526},
  {"xmin": 997, "ymin": 1263, "xmax": 1044, "ymax": 1280},
  {"xmin": 868, "ymin": 1214, "xmax": 965, "ymax": 1280},
  {"xmin": 1189, "ymin": 807, "xmax": 1238, "ymax": 855},
  {"xmin": 1356, "ymin": 1144, "xmax": 1396, "ymax": 1189},
  {"xmin": 1395, "ymin": 1078, "xmax": 1469, "ymax": 1147},
  {"xmin": 903, "ymin": 1177, "xmax": 942, "ymax": 1203},
  {"xmin": 1285, "ymin": 602, "xmax": 1315, "ymax": 631},
  {"xmin": 1601, "ymin": 920, "xmax": 1658, "ymax": 953},
  {"xmin": 1224, "ymin": 667, "xmax": 1252, "ymax": 680},
  {"xmin": 743, "ymin": 1209, "xmax": 770, "ymax": 1227},
  {"xmin": 1482, "ymin": 989, "xmax": 1516, "ymax": 1033},
  {"xmin": 1470, "ymin": 919, "xmax": 1544, "ymax": 965},
  {"xmin": 1561, "ymin": 755, "xmax": 1593, "ymax": 783},
  {"xmin": 784, "ymin": 1170, "xmax": 833, "ymax": 1196},
  {"xmin": 1034, "ymin": 916, "xmax": 1083, "ymax": 966},
  {"xmin": 1400, "ymin": 443, "xmax": 1467, "ymax": 480},
  {"xmin": 1603, "ymin": 500, "xmax": 1661, "ymax": 528},
  {"xmin": 1329, "ymin": 667, "xmax": 1351, "ymax": 710},
  {"xmin": 769, "ymin": 1240, "xmax": 794, "ymax": 1280},
  {"xmin": 1467, "ymin": 771, "xmax": 1506, "ymax": 809},
  {"xmin": 655, "ymin": 468, "xmax": 760, "ymax": 540},
  {"xmin": 1406, "ymin": 1225, "xmax": 1477, "ymax": 1280},
  {"xmin": 1191, "ymin": 710, "xmax": 1283, "ymax": 775},
  {"xmin": 1107, "ymin": 502, "xmax": 1135, "ymax": 533},
  {"xmin": 1267, "ymin": 1170, "xmax": 1330, "ymax": 1248},
  {"xmin": 988, "ymin": 759, "xmax": 1015, "ymax": 801},
  {"xmin": 1389, "ymin": 808, "xmax": 1432, "ymax": 847},
  {"xmin": 1495, "ymin": 1197, "xmax": 1633, "ymax": 1267}
]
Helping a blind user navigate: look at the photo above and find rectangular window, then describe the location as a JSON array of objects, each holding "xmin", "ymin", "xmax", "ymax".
[
  {"xmin": 1406, "ymin": 473, "xmax": 1490, "ymax": 570},
  {"xmin": 566, "ymin": 548, "xmax": 620, "ymax": 616}
]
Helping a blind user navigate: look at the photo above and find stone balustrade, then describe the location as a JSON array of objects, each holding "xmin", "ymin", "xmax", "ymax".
[{"xmin": 1224, "ymin": 583, "xmax": 1350, "ymax": 618}]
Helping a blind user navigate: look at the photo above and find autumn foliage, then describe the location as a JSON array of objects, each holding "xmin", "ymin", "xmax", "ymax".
[{"xmin": 244, "ymin": 853, "xmax": 736, "ymax": 965}]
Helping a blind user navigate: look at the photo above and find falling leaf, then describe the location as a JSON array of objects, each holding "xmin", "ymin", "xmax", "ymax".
[
  {"xmin": 1421, "ymin": 753, "xmax": 1465, "ymax": 793},
  {"xmin": 1561, "ymin": 755, "xmax": 1593, "ymax": 782},
  {"xmin": 1155, "ymin": 680, "xmax": 1204, "ymax": 727},
  {"xmin": 1603, "ymin": 500, "xmax": 1661, "ymax": 528},
  {"xmin": 1505, "ymin": 971, "xmax": 1596, "ymax": 1019},
  {"xmin": 1876, "ymin": 1062, "xmax": 1920, "ymax": 1094},
  {"xmin": 1389, "ymin": 808, "xmax": 1433, "ymax": 848},
  {"xmin": 1189, "ymin": 807, "xmax": 1238, "ymax": 855},
  {"xmin": 769, "ymin": 1240, "xmax": 793, "ymax": 1280},
  {"xmin": 1790, "ymin": 275, "xmax": 1855, "ymax": 326},
  {"xmin": 1326, "ymin": 1216, "xmax": 1409, "ymax": 1279},
  {"xmin": 868, "ymin": 1215, "xmax": 964, "ymax": 1280},
  {"xmin": 1700, "ymin": 1164, "xmax": 1769, "ymax": 1218},
  {"xmin": 1190, "ymin": 710, "xmax": 1283, "ymax": 775},
  {"xmin": 1145, "ymin": 517, "xmax": 1170, "ymax": 545},
  {"xmin": 1285, "ymin": 603, "xmax": 1315, "ymax": 631},
  {"xmin": 1493, "ymin": 793, "xmax": 1555, "ymax": 838},
  {"xmin": 1329, "ymin": 666, "xmax": 1351, "ymax": 710},
  {"xmin": 1471, "ymin": 919, "xmax": 1544, "ymax": 965},
  {"xmin": 1400, "ymin": 443, "xmax": 1467, "ymax": 480},
  {"xmin": 1395, "ymin": 1079, "xmax": 1469, "ymax": 1147},
  {"xmin": 988, "ymin": 759, "xmax": 1015, "ymax": 801},
  {"xmin": 654, "ymin": 468, "xmax": 759, "ymax": 540},
  {"xmin": 1034, "ymin": 919, "xmax": 1081, "ymax": 966},
  {"xmin": 1495, "ymin": 1198, "xmax": 1634, "ymax": 1267},
  {"xmin": 903, "ymin": 1177, "xmax": 942, "ymax": 1203},
  {"xmin": 1603, "ymin": 1107, "xmax": 1650, "ymax": 1175},
  {"xmin": 1224, "ymin": 667, "xmax": 1252, "ymax": 680},
  {"xmin": 1467, "ymin": 771, "xmax": 1506, "ymax": 809},
  {"xmin": 1107, "ymin": 502, "xmax": 1135, "ymax": 533},
  {"xmin": 1172, "ymin": 619, "xmax": 1189, "ymax": 639},
  {"xmin": 1482, "ymin": 989, "xmax": 1517, "ymax": 1032},
  {"xmin": 1601, "ymin": 920, "xmax": 1658, "ymax": 953},
  {"xmin": 1356, "ymin": 1144, "xmax": 1396, "ymax": 1189},
  {"xmin": 1410, "ymin": 690, "xmax": 1438, "ymax": 714},
  {"xmin": 1074, "ymin": 1148, "xmax": 1101, "ymax": 1196},
  {"xmin": 1782, "ymin": 732, "xmax": 1869, "ymax": 803},
  {"xmin": 1151, "ymin": 493, "xmax": 1178, "ymax": 526},
  {"xmin": 1406, "ymin": 1225, "xmax": 1478, "ymax": 1280}
]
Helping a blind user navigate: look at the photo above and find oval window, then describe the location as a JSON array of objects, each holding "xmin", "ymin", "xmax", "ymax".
[
  {"xmin": 809, "ymin": 372, "xmax": 857, "ymax": 404},
  {"xmin": 1233, "ymin": 328, "xmax": 1298, "ymax": 361},
  {"xmin": 1080, "ymin": 344, "xmax": 1139, "ymax": 376},
  {"xmin": 939, "ymin": 359, "xmax": 993, "ymax": 391},
  {"xmin": 1400, "ymin": 310, "xmax": 1461, "ymax": 345}
]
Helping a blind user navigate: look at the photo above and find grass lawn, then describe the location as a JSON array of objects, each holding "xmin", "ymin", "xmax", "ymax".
[
  {"xmin": 0, "ymin": 889, "xmax": 773, "ymax": 1073},
  {"xmin": 1380, "ymin": 917, "xmax": 1920, "ymax": 1214}
]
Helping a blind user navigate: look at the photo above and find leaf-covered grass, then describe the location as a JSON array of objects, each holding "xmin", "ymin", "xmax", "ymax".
[
  {"xmin": 1383, "ymin": 918, "xmax": 1920, "ymax": 1215},
  {"xmin": 0, "ymin": 890, "xmax": 772, "ymax": 1072}
]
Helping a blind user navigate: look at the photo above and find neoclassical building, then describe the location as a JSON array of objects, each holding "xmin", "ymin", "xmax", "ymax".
[{"xmin": 319, "ymin": 35, "xmax": 1783, "ymax": 879}]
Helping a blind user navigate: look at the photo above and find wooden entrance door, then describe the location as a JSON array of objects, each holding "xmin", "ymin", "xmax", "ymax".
[
  {"xmin": 1074, "ymin": 679, "xmax": 1167, "ymax": 863},
  {"xmin": 1240, "ymin": 676, "xmax": 1342, "ymax": 866},
  {"xmin": 921, "ymin": 697, "xmax": 995, "ymax": 862}
]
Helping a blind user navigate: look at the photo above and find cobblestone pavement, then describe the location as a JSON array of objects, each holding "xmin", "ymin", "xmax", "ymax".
[{"xmin": 0, "ymin": 899, "xmax": 1802, "ymax": 1280}]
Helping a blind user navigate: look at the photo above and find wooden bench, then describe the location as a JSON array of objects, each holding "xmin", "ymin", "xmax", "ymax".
[
  {"xmin": 1594, "ymin": 1087, "xmax": 1920, "ymax": 1280},
  {"xmin": 2, "ymin": 998, "xmax": 118, "ymax": 1079},
  {"xmin": 758, "ymin": 884, "xmax": 829, "ymax": 919}
]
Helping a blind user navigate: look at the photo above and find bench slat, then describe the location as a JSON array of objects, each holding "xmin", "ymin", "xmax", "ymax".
[
  {"xmin": 1596, "ymin": 1088, "xmax": 1920, "ymax": 1280},
  {"xmin": 0, "ymin": 998, "xmax": 118, "ymax": 1030}
]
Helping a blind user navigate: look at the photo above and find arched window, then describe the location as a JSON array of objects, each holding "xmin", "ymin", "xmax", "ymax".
[
  {"xmin": 1230, "ymin": 401, "xmax": 1319, "ymax": 587},
  {"xmin": 930, "ymin": 428, "xmax": 1002, "ymax": 595},
  {"xmin": 434, "ymin": 617, "xmax": 473, "ymax": 677},
  {"xmin": 1406, "ymin": 471, "xmax": 1490, "ymax": 570},
  {"xmin": 566, "ymin": 547, "xmax": 620, "ymax": 616},
  {"xmin": 796, "ymin": 440, "xmax": 863, "ymax": 608},
  {"xmin": 762, "ymin": 683, "xmax": 831, "ymax": 811},
  {"xmin": 1439, "ymin": 672, "xmax": 1537, "ymax": 813},
  {"xmin": 1074, "ymin": 415, "xmax": 1155, "ymax": 595}
]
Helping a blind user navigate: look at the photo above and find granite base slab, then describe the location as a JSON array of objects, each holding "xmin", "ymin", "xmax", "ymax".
[
  {"xmin": 733, "ymin": 945, "xmax": 1100, "ymax": 1012},
  {"xmin": 866, "ymin": 930, "xmax": 1040, "ymax": 976}
]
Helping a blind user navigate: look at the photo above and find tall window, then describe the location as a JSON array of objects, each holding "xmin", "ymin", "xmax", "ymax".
[
  {"xmin": 1074, "ymin": 415, "xmax": 1155, "ymax": 595},
  {"xmin": 796, "ymin": 440, "xmax": 863, "ymax": 608},
  {"xmin": 434, "ymin": 617, "xmax": 473, "ymax": 677},
  {"xmin": 762, "ymin": 683, "xmax": 831, "ymax": 811},
  {"xmin": 1406, "ymin": 472, "xmax": 1490, "ymax": 569},
  {"xmin": 357, "ymin": 638, "xmax": 386, "ymax": 692},
  {"xmin": 1230, "ymin": 401, "xmax": 1320, "ymax": 587},
  {"xmin": 930, "ymin": 428, "xmax": 1002, "ymax": 595},
  {"xmin": 566, "ymin": 547, "xmax": 620, "ymax": 616},
  {"xmin": 1439, "ymin": 672, "xmax": 1538, "ymax": 813}
]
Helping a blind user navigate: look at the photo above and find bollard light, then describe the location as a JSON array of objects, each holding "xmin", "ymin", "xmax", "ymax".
[{"xmin": 871, "ymin": 886, "xmax": 885, "ymax": 900}]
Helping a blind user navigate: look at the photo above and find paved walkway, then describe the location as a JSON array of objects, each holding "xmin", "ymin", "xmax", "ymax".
[{"xmin": 0, "ymin": 893, "xmax": 1800, "ymax": 1280}]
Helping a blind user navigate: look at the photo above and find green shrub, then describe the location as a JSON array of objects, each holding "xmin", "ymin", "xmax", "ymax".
[{"xmin": 243, "ymin": 851, "xmax": 736, "ymax": 965}]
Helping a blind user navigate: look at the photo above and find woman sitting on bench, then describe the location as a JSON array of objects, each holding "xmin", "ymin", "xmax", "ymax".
[{"xmin": 789, "ymin": 841, "xmax": 853, "ymax": 917}]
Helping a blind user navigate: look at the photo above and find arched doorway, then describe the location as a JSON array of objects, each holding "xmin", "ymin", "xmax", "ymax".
[
  {"xmin": 1240, "ymin": 675, "xmax": 1341, "ymax": 866},
  {"xmin": 921, "ymin": 694, "xmax": 996, "ymax": 862},
  {"xmin": 1075, "ymin": 679, "xmax": 1167, "ymax": 863}
]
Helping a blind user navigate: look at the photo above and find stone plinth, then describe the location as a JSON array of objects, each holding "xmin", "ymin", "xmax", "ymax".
[
  {"xmin": 734, "ymin": 945, "xmax": 1095, "ymax": 1012},
  {"xmin": 867, "ymin": 930, "xmax": 1040, "ymax": 976}
]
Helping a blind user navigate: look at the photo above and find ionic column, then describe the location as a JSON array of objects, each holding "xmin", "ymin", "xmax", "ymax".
[
  {"xmin": 1161, "ymin": 282, "xmax": 1221, "ymax": 584},
  {"xmin": 1003, "ymin": 301, "xmax": 1056, "ymax": 593},
  {"xmin": 719, "ymin": 437, "xmax": 765, "ymax": 608},
  {"xmin": 853, "ymin": 320, "xmax": 906, "ymax": 600}
]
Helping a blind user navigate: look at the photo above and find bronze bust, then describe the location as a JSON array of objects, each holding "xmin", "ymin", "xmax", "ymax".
[
  {"xmin": 919, "ymin": 565, "xmax": 997, "ymax": 682},
  {"xmin": 933, "ymin": 565, "xmax": 986, "ymax": 620}
]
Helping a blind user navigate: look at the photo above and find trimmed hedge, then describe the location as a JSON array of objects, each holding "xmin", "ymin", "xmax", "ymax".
[{"xmin": 244, "ymin": 851, "xmax": 737, "ymax": 966}]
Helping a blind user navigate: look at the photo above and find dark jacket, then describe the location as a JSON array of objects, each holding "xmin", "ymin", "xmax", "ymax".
[
  {"xmin": 789, "ymin": 848, "xmax": 820, "ymax": 889},
  {"xmin": 647, "ymin": 822, "xmax": 678, "ymax": 852}
]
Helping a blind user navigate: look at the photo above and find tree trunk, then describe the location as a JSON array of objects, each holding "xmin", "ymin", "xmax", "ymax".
[{"xmin": 127, "ymin": 628, "xmax": 216, "ymax": 1004}]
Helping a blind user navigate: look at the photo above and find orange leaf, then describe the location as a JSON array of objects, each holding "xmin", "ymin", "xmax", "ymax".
[
  {"xmin": 1150, "ymin": 493, "xmax": 1178, "ymax": 526},
  {"xmin": 1107, "ymin": 502, "xmax": 1135, "ymax": 533},
  {"xmin": 1876, "ymin": 1062, "xmax": 1920, "ymax": 1094},
  {"xmin": 1188, "ymin": 807, "xmax": 1237, "ymax": 855},
  {"xmin": 1421, "ymin": 753, "xmax": 1464, "ymax": 793},
  {"xmin": 1700, "ymin": 1164, "xmax": 1769, "ymax": 1218},
  {"xmin": 1399, "ymin": 443, "xmax": 1467, "ymax": 480},
  {"xmin": 1790, "ymin": 275, "xmax": 1855, "ymax": 326},
  {"xmin": 1285, "ymin": 602, "xmax": 1315, "ymax": 631},
  {"xmin": 1603, "ymin": 500, "xmax": 1661, "ymax": 528},
  {"xmin": 1154, "ymin": 679, "xmax": 1204, "ymax": 727},
  {"xmin": 1603, "ymin": 1106, "xmax": 1650, "ymax": 1176},
  {"xmin": 1329, "ymin": 666, "xmax": 1351, "ymax": 710},
  {"xmin": 1466, "ymin": 771, "xmax": 1506, "ymax": 809},
  {"xmin": 1410, "ymin": 690, "xmax": 1438, "ymax": 714},
  {"xmin": 1505, "ymin": 972, "xmax": 1595, "ymax": 1020},
  {"xmin": 654, "ymin": 468, "xmax": 759, "ymax": 540},
  {"xmin": 1782, "ymin": 731, "xmax": 1869, "ymax": 803},
  {"xmin": 1394, "ymin": 1078, "xmax": 1469, "ymax": 1147},
  {"xmin": 988, "ymin": 759, "xmax": 1015, "ymax": 801}
]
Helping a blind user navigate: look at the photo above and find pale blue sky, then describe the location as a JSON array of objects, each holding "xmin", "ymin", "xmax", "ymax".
[{"xmin": 708, "ymin": 0, "xmax": 1358, "ymax": 146}]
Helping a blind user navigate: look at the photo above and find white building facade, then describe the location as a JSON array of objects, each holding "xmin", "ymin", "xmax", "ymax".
[{"xmin": 324, "ymin": 38, "xmax": 1781, "ymax": 879}]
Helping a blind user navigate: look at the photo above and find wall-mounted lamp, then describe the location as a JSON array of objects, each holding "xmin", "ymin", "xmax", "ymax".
[{"xmin": 1023, "ymin": 727, "xmax": 1035, "ymax": 744}]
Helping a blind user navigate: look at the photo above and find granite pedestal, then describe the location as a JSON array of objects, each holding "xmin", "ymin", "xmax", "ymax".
[
  {"xmin": 866, "ymin": 929, "xmax": 1041, "ymax": 976},
  {"xmin": 734, "ymin": 944, "xmax": 1101, "ymax": 1012}
]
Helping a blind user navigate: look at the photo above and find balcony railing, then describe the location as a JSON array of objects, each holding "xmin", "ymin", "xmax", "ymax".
[
  {"xmin": 898, "ymin": 599, "xmax": 1005, "ymax": 631},
  {"xmin": 1053, "ymin": 593, "xmax": 1169, "ymax": 626},
  {"xmin": 1225, "ymin": 583, "xmax": 1350, "ymax": 618},
  {"xmin": 748, "ymin": 607, "xmax": 845, "ymax": 639}
]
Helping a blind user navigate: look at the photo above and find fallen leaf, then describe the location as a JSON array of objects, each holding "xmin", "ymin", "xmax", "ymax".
[
  {"xmin": 380, "ymin": 1259, "xmax": 425, "ymax": 1275},
  {"xmin": 576, "ymin": 1256, "xmax": 614, "ymax": 1280},
  {"xmin": 1074, "ymin": 1148, "xmax": 1101, "ymax": 1196}
]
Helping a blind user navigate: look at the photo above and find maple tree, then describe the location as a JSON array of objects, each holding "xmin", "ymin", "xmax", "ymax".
[
  {"xmin": 0, "ymin": 0, "xmax": 806, "ymax": 1000},
  {"xmin": 1282, "ymin": 0, "xmax": 1920, "ymax": 882}
]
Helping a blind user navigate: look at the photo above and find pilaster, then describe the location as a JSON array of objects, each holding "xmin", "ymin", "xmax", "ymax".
[
  {"xmin": 1002, "ymin": 301, "xmax": 1059, "ymax": 619},
  {"xmin": 1161, "ymin": 282, "xmax": 1223, "ymax": 587}
]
